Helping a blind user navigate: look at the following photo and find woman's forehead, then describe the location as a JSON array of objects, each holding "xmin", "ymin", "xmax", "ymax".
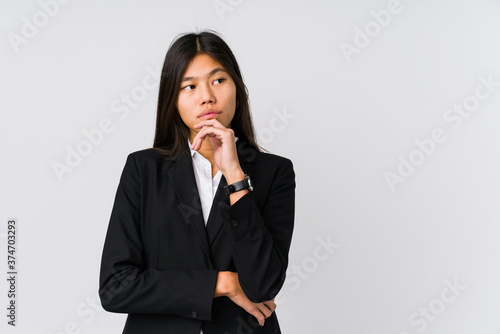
[{"xmin": 182, "ymin": 54, "xmax": 226, "ymax": 78}]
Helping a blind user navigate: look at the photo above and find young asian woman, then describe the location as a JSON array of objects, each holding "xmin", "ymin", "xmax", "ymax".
[{"xmin": 99, "ymin": 30, "xmax": 295, "ymax": 334}]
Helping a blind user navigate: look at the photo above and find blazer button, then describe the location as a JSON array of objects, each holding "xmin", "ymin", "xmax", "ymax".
[
  {"xmin": 192, "ymin": 311, "xmax": 198, "ymax": 319},
  {"xmin": 230, "ymin": 219, "xmax": 239, "ymax": 227}
]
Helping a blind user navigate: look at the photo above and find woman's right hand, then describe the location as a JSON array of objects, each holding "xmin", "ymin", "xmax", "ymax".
[{"xmin": 213, "ymin": 271, "xmax": 276, "ymax": 326}]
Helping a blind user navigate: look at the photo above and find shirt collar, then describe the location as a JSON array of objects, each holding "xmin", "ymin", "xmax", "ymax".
[{"xmin": 188, "ymin": 136, "xmax": 239, "ymax": 157}]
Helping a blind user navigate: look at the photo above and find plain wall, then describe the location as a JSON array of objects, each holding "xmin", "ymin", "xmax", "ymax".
[{"xmin": 1, "ymin": 0, "xmax": 499, "ymax": 333}]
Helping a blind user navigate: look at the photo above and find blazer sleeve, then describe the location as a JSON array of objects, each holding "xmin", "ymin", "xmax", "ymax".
[
  {"xmin": 98, "ymin": 153, "xmax": 218, "ymax": 321},
  {"xmin": 218, "ymin": 157, "xmax": 295, "ymax": 303}
]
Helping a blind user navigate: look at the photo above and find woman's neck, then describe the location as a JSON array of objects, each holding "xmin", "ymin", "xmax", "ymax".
[
  {"xmin": 190, "ymin": 132, "xmax": 218, "ymax": 176},
  {"xmin": 196, "ymin": 138, "xmax": 214, "ymax": 161}
]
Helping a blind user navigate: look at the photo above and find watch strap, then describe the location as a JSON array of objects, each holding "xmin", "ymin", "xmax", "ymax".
[{"xmin": 224, "ymin": 174, "xmax": 253, "ymax": 195}]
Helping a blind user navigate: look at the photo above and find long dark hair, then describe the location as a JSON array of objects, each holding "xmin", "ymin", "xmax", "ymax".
[{"xmin": 152, "ymin": 30, "xmax": 261, "ymax": 159}]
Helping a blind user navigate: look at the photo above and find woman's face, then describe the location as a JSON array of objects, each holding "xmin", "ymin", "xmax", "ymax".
[{"xmin": 177, "ymin": 53, "xmax": 237, "ymax": 138}]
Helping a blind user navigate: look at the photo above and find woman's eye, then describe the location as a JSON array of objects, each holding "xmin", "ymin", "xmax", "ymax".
[
  {"xmin": 182, "ymin": 85, "xmax": 195, "ymax": 91},
  {"xmin": 213, "ymin": 78, "xmax": 225, "ymax": 85}
]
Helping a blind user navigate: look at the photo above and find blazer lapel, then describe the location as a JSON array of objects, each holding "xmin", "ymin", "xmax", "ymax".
[
  {"xmin": 206, "ymin": 139, "xmax": 257, "ymax": 245},
  {"xmin": 206, "ymin": 176, "xmax": 227, "ymax": 245},
  {"xmin": 167, "ymin": 154, "xmax": 213, "ymax": 266}
]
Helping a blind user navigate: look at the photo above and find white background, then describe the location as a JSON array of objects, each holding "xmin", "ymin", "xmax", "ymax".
[{"xmin": 1, "ymin": 0, "xmax": 500, "ymax": 333}]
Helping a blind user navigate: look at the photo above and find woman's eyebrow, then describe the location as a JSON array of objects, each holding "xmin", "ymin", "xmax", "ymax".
[{"xmin": 181, "ymin": 67, "xmax": 227, "ymax": 82}]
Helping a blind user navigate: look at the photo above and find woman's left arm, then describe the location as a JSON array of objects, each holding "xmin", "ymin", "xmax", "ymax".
[
  {"xmin": 219, "ymin": 158, "xmax": 295, "ymax": 303},
  {"xmin": 192, "ymin": 120, "xmax": 296, "ymax": 303}
]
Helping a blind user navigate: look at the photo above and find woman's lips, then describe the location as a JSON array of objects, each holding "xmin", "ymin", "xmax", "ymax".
[{"xmin": 198, "ymin": 110, "xmax": 221, "ymax": 119}]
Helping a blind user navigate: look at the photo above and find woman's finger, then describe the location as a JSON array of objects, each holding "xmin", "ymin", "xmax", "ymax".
[
  {"xmin": 193, "ymin": 118, "xmax": 226, "ymax": 129},
  {"xmin": 191, "ymin": 126, "xmax": 223, "ymax": 150},
  {"xmin": 191, "ymin": 126, "xmax": 216, "ymax": 149},
  {"xmin": 257, "ymin": 303, "xmax": 272, "ymax": 319},
  {"xmin": 263, "ymin": 299, "xmax": 277, "ymax": 312},
  {"xmin": 191, "ymin": 126, "xmax": 233, "ymax": 150},
  {"xmin": 229, "ymin": 293, "xmax": 265, "ymax": 326}
]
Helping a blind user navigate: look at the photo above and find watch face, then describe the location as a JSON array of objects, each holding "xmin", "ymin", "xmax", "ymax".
[{"xmin": 247, "ymin": 177, "xmax": 253, "ymax": 191}]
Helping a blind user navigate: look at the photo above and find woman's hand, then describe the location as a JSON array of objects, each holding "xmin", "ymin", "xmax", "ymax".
[
  {"xmin": 192, "ymin": 119, "xmax": 249, "ymax": 205},
  {"xmin": 191, "ymin": 119, "xmax": 243, "ymax": 183},
  {"xmin": 214, "ymin": 271, "xmax": 277, "ymax": 326}
]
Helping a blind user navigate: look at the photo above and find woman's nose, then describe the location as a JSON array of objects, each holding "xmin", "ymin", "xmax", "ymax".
[{"xmin": 199, "ymin": 84, "xmax": 215, "ymax": 105}]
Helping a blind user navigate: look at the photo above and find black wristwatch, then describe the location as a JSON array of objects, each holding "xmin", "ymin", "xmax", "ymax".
[{"xmin": 224, "ymin": 174, "xmax": 253, "ymax": 196}]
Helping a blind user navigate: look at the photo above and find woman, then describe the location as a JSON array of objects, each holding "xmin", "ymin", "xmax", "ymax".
[{"xmin": 99, "ymin": 30, "xmax": 295, "ymax": 334}]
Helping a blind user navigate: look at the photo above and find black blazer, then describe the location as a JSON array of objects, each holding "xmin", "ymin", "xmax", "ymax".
[{"xmin": 99, "ymin": 138, "xmax": 295, "ymax": 334}]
